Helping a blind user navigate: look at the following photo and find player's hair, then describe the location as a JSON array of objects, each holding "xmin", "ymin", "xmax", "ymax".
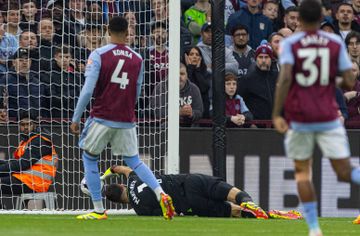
[
  {"xmin": 298, "ymin": 0, "xmax": 322, "ymax": 24},
  {"xmin": 21, "ymin": 0, "xmax": 38, "ymax": 8},
  {"xmin": 345, "ymin": 31, "xmax": 360, "ymax": 47},
  {"xmin": 104, "ymin": 184, "xmax": 124, "ymax": 203},
  {"xmin": 108, "ymin": 16, "xmax": 128, "ymax": 34},
  {"xmin": 225, "ymin": 73, "xmax": 237, "ymax": 82}
]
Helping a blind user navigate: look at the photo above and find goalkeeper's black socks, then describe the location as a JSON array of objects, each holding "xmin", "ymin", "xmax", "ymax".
[{"xmin": 235, "ymin": 191, "xmax": 253, "ymax": 205}]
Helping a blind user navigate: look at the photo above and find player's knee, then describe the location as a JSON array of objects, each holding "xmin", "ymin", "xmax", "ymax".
[
  {"xmin": 335, "ymin": 168, "xmax": 351, "ymax": 182},
  {"xmin": 294, "ymin": 170, "xmax": 311, "ymax": 182}
]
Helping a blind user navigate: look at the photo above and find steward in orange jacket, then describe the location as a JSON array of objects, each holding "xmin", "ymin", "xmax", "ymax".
[{"xmin": 0, "ymin": 111, "xmax": 58, "ymax": 194}]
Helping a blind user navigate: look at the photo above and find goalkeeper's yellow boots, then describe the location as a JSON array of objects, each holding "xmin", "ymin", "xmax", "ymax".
[
  {"xmin": 159, "ymin": 193, "xmax": 175, "ymax": 220},
  {"xmin": 268, "ymin": 210, "xmax": 303, "ymax": 220},
  {"xmin": 240, "ymin": 201, "xmax": 268, "ymax": 219},
  {"xmin": 353, "ymin": 214, "xmax": 360, "ymax": 224},
  {"xmin": 76, "ymin": 211, "xmax": 108, "ymax": 220}
]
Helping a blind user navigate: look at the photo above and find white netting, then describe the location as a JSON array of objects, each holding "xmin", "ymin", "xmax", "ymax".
[{"xmin": 0, "ymin": 0, "xmax": 173, "ymax": 212}]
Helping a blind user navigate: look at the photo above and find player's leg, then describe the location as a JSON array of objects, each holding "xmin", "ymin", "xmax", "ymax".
[
  {"xmin": 225, "ymin": 186, "xmax": 268, "ymax": 219},
  {"xmin": 286, "ymin": 130, "xmax": 322, "ymax": 235},
  {"xmin": 77, "ymin": 119, "xmax": 111, "ymax": 220},
  {"xmin": 316, "ymin": 126, "xmax": 360, "ymax": 224},
  {"xmin": 317, "ymin": 126, "xmax": 360, "ymax": 184},
  {"xmin": 111, "ymin": 127, "xmax": 175, "ymax": 220}
]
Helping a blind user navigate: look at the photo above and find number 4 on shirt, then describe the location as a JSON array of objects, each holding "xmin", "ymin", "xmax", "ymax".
[{"xmin": 111, "ymin": 59, "xmax": 129, "ymax": 89}]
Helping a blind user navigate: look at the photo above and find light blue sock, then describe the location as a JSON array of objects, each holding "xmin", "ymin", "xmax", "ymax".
[
  {"xmin": 351, "ymin": 167, "xmax": 360, "ymax": 185},
  {"xmin": 123, "ymin": 155, "xmax": 163, "ymax": 192},
  {"xmin": 83, "ymin": 152, "xmax": 102, "ymax": 203},
  {"xmin": 302, "ymin": 202, "xmax": 320, "ymax": 230}
]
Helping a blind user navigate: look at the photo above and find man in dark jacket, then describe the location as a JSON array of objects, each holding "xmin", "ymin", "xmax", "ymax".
[
  {"xmin": 226, "ymin": 0, "xmax": 273, "ymax": 49},
  {"xmin": 238, "ymin": 44, "xmax": 278, "ymax": 120},
  {"xmin": 1, "ymin": 48, "xmax": 45, "ymax": 119}
]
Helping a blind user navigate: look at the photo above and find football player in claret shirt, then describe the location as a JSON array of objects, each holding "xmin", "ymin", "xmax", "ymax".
[
  {"xmin": 70, "ymin": 16, "xmax": 174, "ymax": 220},
  {"xmin": 101, "ymin": 165, "xmax": 303, "ymax": 220},
  {"xmin": 272, "ymin": 0, "xmax": 360, "ymax": 234}
]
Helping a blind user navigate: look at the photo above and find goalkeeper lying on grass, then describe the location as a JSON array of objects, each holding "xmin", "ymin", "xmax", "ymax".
[{"xmin": 100, "ymin": 165, "xmax": 303, "ymax": 219}]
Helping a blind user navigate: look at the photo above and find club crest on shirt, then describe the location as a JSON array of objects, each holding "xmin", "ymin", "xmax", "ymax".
[{"xmin": 259, "ymin": 23, "xmax": 265, "ymax": 30}]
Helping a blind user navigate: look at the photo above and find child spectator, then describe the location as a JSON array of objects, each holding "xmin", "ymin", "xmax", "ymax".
[
  {"xmin": 20, "ymin": 0, "xmax": 39, "ymax": 33},
  {"xmin": 225, "ymin": 73, "xmax": 253, "ymax": 127},
  {"xmin": 262, "ymin": 1, "xmax": 280, "ymax": 31}
]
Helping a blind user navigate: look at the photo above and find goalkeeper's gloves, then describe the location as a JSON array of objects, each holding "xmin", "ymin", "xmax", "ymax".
[{"xmin": 100, "ymin": 166, "xmax": 119, "ymax": 181}]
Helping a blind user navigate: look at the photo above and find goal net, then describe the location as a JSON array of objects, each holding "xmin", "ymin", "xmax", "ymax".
[{"xmin": 0, "ymin": 0, "xmax": 179, "ymax": 212}]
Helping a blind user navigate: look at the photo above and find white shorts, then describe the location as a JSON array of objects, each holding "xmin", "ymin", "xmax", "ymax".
[
  {"xmin": 284, "ymin": 126, "xmax": 350, "ymax": 160},
  {"xmin": 79, "ymin": 119, "xmax": 138, "ymax": 157}
]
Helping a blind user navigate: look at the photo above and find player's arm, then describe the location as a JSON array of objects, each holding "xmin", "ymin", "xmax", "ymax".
[
  {"xmin": 136, "ymin": 61, "xmax": 144, "ymax": 102},
  {"xmin": 70, "ymin": 51, "xmax": 101, "ymax": 134}
]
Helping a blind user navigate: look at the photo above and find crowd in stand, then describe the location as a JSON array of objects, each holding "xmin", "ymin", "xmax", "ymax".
[{"xmin": 1, "ymin": 0, "xmax": 360, "ymax": 128}]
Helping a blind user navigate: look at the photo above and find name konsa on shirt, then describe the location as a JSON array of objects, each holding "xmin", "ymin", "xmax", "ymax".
[{"xmin": 112, "ymin": 49, "xmax": 133, "ymax": 59}]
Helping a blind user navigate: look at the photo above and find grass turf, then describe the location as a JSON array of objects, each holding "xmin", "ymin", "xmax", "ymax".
[{"xmin": 0, "ymin": 215, "xmax": 358, "ymax": 236}]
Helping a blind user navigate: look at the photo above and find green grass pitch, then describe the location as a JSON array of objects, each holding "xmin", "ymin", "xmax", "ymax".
[{"xmin": 0, "ymin": 215, "xmax": 358, "ymax": 236}]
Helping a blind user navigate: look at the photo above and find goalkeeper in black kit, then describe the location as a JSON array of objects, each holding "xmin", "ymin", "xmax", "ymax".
[{"xmin": 101, "ymin": 165, "xmax": 303, "ymax": 219}]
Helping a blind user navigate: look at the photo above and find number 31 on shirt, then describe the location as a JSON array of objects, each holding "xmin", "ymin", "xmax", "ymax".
[{"xmin": 296, "ymin": 48, "xmax": 330, "ymax": 87}]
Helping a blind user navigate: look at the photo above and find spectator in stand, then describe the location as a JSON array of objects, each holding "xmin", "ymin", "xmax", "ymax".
[
  {"xmin": 320, "ymin": 20, "xmax": 336, "ymax": 33},
  {"xmin": 2, "ymin": 2, "xmax": 22, "ymax": 37},
  {"xmin": 345, "ymin": 31, "xmax": 360, "ymax": 65},
  {"xmin": 144, "ymin": 22, "xmax": 169, "ymax": 96},
  {"xmin": 322, "ymin": 1, "xmax": 334, "ymax": 24},
  {"xmin": 0, "ymin": 16, "xmax": 18, "ymax": 73},
  {"xmin": 45, "ymin": 46, "xmax": 81, "ymax": 119},
  {"xmin": 184, "ymin": 0, "xmax": 211, "ymax": 44},
  {"xmin": 151, "ymin": 0, "xmax": 168, "ymax": 23},
  {"xmin": 230, "ymin": 24, "xmax": 255, "ymax": 79},
  {"xmin": 198, "ymin": 22, "xmax": 238, "ymax": 75},
  {"xmin": 343, "ymin": 61, "xmax": 360, "ymax": 121},
  {"xmin": 46, "ymin": 0, "xmax": 75, "ymax": 46},
  {"xmin": 262, "ymin": 1, "xmax": 280, "ymax": 32},
  {"xmin": 225, "ymin": 0, "xmax": 239, "ymax": 26},
  {"xmin": 150, "ymin": 63, "xmax": 203, "ymax": 127},
  {"xmin": 37, "ymin": 18, "xmax": 57, "ymax": 71},
  {"xmin": 225, "ymin": 73, "xmax": 253, "ymax": 127},
  {"xmin": 226, "ymin": 0, "xmax": 273, "ymax": 49},
  {"xmin": 183, "ymin": 46, "xmax": 211, "ymax": 118},
  {"xmin": 179, "ymin": 63, "xmax": 203, "ymax": 127},
  {"xmin": 352, "ymin": 0, "xmax": 360, "ymax": 26},
  {"xmin": 268, "ymin": 33, "xmax": 284, "ymax": 72},
  {"xmin": 67, "ymin": 0, "xmax": 86, "ymax": 35},
  {"xmin": 19, "ymin": 0, "xmax": 39, "ymax": 33},
  {"xmin": 86, "ymin": 1, "xmax": 104, "ymax": 23},
  {"xmin": 283, "ymin": 6, "xmax": 299, "ymax": 32},
  {"xmin": 19, "ymin": 30, "xmax": 39, "ymax": 72},
  {"xmin": 238, "ymin": 44, "xmax": 277, "ymax": 120},
  {"xmin": 76, "ymin": 21, "xmax": 106, "ymax": 74},
  {"xmin": 2, "ymin": 48, "xmax": 45, "ymax": 120},
  {"xmin": 278, "ymin": 27, "xmax": 292, "ymax": 38},
  {"xmin": 334, "ymin": 3, "xmax": 360, "ymax": 40}
]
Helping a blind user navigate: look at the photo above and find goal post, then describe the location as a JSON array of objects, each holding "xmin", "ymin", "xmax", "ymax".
[{"xmin": 167, "ymin": 0, "xmax": 180, "ymax": 174}]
